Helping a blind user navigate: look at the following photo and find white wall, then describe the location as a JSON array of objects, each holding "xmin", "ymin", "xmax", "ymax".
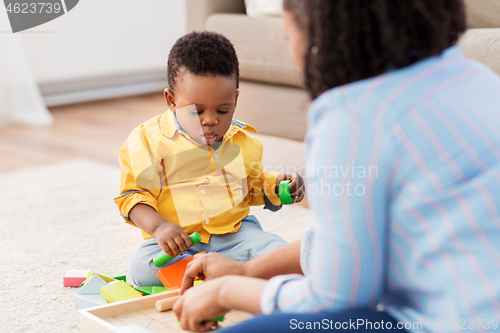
[{"xmin": 11, "ymin": 0, "xmax": 187, "ymax": 105}]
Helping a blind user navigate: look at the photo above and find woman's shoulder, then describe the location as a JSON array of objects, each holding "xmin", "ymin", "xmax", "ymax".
[{"xmin": 311, "ymin": 46, "xmax": 488, "ymax": 122}]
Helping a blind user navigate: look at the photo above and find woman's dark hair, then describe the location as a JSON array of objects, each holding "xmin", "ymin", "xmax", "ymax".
[
  {"xmin": 167, "ymin": 31, "xmax": 239, "ymax": 91},
  {"xmin": 284, "ymin": 0, "xmax": 466, "ymax": 99}
]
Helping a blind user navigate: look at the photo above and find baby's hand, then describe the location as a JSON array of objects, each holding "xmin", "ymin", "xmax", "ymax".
[
  {"xmin": 153, "ymin": 223, "xmax": 192, "ymax": 257},
  {"xmin": 276, "ymin": 173, "xmax": 305, "ymax": 203}
]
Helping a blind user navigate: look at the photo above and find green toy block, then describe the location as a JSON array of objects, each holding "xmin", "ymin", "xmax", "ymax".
[
  {"xmin": 134, "ymin": 286, "xmax": 168, "ymax": 296},
  {"xmin": 134, "ymin": 286, "xmax": 154, "ymax": 296},
  {"xmin": 153, "ymin": 232, "xmax": 202, "ymax": 267},
  {"xmin": 152, "ymin": 286, "xmax": 167, "ymax": 294},
  {"xmin": 193, "ymin": 280, "xmax": 204, "ymax": 286},
  {"xmin": 279, "ymin": 180, "xmax": 294, "ymax": 205},
  {"xmin": 112, "ymin": 274, "xmax": 126, "ymax": 282},
  {"xmin": 100, "ymin": 280, "xmax": 142, "ymax": 303},
  {"xmin": 212, "ymin": 315, "xmax": 225, "ymax": 322},
  {"xmin": 177, "ymin": 314, "xmax": 224, "ymax": 326}
]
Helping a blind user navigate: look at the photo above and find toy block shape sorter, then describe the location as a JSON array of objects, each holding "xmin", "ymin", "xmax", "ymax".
[
  {"xmin": 100, "ymin": 280, "xmax": 142, "ymax": 303},
  {"xmin": 64, "ymin": 269, "xmax": 89, "ymax": 287},
  {"xmin": 74, "ymin": 274, "xmax": 108, "ymax": 308},
  {"xmin": 157, "ymin": 251, "xmax": 205, "ymax": 288}
]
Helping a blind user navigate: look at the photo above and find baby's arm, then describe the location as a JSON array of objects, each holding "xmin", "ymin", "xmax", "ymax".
[{"xmin": 129, "ymin": 203, "xmax": 192, "ymax": 256}]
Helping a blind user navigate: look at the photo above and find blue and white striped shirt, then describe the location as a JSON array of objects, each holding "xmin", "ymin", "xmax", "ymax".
[{"xmin": 260, "ymin": 46, "xmax": 500, "ymax": 332}]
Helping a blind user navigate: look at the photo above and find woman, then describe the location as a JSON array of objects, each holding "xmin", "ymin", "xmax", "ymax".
[{"xmin": 173, "ymin": 0, "xmax": 500, "ymax": 332}]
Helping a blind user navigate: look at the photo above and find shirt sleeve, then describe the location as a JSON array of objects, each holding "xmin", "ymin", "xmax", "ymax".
[
  {"xmin": 260, "ymin": 96, "xmax": 394, "ymax": 313},
  {"xmin": 246, "ymin": 152, "xmax": 282, "ymax": 210},
  {"xmin": 114, "ymin": 125, "xmax": 163, "ymax": 227}
]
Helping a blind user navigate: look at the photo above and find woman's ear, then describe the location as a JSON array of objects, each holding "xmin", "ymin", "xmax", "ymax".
[{"xmin": 164, "ymin": 89, "xmax": 176, "ymax": 111}]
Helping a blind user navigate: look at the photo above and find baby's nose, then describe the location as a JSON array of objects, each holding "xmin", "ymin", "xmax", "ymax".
[{"xmin": 202, "ymin": 115, "xmax": 218, "ymax": 126}]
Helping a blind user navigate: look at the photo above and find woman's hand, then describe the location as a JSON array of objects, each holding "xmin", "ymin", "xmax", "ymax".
[
  {"xmin": 180, "ymin": 252, "xmax": 245, "ymax": 294},
  {"xmin": 173, "ymin": 277, "xmax": 231, "ymax": 332},
  {"xmin": 174, "ymin": 276, "xmax": 266, "ymax": 332},
  {"xmin": 276, "ymin": 173, "xmax": 305, "ymax": 203}
]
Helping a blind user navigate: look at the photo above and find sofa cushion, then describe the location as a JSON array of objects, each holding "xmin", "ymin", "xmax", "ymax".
[
  {"xmin": 206, "ymin": 14, "xmax": 303, "ymax": 88},
  {"xmin": 236, "ymin": 80, "xmax": 310, "ymax": 141},
  {"xmin": 245, "ymin": 0, "xmax": 283, "ymax": 18},
  {"xmin": 464, "ymin": 0, "xmax": 500, "ymax": 28},
  {"xmin": 459, "ymin": 29, "xmax": 500, "ymax": 76},
  {"xmin": 252, "ymin": 133, "xmax": 305, "ymax": 176}
]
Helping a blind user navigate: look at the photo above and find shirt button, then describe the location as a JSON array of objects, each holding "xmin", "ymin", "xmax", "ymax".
[
  {"xmin": 205, "ymin": 219, "xmax": 210, "ymax": 224},
  {"xmin": 201, "ymin": 189, "xmax": 206, "ymax": 194},
  {"xmin": 214, "ymin": 154, "xmax": 219, "ymax": 159}
]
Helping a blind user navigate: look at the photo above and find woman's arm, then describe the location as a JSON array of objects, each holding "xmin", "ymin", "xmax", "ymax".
[{"xmin": 180, "ymin": 240, "xmax": 302, "ymax": 293}]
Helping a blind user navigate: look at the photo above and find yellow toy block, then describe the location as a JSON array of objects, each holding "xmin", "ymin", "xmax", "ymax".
[{"xmin": 100, "ymin": 280, "xmax": 142, "ymax": 303}]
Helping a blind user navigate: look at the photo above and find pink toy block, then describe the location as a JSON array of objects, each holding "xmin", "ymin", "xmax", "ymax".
[{"xmin": 64, "ymin": 269, "xmax": 90, "ymax": 287}]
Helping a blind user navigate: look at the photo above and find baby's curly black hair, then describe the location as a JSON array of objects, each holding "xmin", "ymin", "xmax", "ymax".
[
  {"xmin": 167, "ymin": 31, "xmax": 239, "ymax": 91},
  {"xmin": 284, "ymin": 0, "xmax": 466, "ymax": 99}
]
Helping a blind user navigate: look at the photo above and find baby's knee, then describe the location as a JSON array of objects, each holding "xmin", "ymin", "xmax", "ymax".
[{"xmin": 129, "ymin": 255, "xmax": 162, "ymax": 287}]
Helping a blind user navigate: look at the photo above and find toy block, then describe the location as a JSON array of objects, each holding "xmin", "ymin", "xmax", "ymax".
[
  {"xmin": 212, "ymin": 315, "xmax": 225, "ymax": 322},
  {"xmin": 134, "ymin": 286, "xmax": 168, "ymax": 296},
  {"xmin": 134, "ymin": 286, "xmax": 154, "ymax": 296},
  {"xmin": 153, "ymin": 232, "xmax": 202, "ymax": 267},
  {"xmin": 152, "ymin": 286, "xmax": 167, "ymax": 294},
  {"xmin": 64, "ymin": 269, "xmax": 89, "ymax": 287},
  {"xmin": 111, "ymin": 274, "xmax": 126, "ymax": 282},
  {"xmin": 74, "ymin": 274, "xmax": 108, "ymax": 308},
  {"xmin": 81, "ymin": 271, "xmax": 117, "ymax": 286},
  {"xmin": 155, "ymin": 295, "xmax": 180, "ymax": 312},
  {"xmin": 73, "ymin": 294, "xmax": 108, "ymax": 308},
  {"xmin": 279, "ymin": 180, "xmax": 294, "ymax": 205},
  {"xmin": 100, "ymin": 280, "xmax": 142, "ymax": 303},
  {"xmin": 158, "ymin": 256, "xmax": 195, "ymax": 288},
  {"xmin": 157, "ymin": 251, "xmax": 205, "ymax": 288},
  {"xmin": 193, "ymin": 280, "xmax": 203, "ymax": 286},
  {"xmin": 78, "ymin": 274, "xmax": 108, "ymax": 294}
]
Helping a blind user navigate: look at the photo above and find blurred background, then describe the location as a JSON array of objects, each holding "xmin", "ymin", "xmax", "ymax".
[{"xmin": 3, "ymin": 0, "xmax": 186, "ymax": 107}]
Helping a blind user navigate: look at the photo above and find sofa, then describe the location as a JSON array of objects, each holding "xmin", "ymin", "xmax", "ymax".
[{"xmin": 185, "ymin": 0, "xmax": 500, "ymax": 178}]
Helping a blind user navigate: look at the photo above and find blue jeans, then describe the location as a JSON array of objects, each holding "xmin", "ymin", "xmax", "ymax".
[
  {"xmin": 129, "ymin": 215, "xmax": 288, "ymax": 286},
  {"xmin": 220, "ymin": 311, "xmax": 409, "ymax": 332}
]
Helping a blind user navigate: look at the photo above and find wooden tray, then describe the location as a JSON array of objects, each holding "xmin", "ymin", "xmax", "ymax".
[{"xmin": 78, "ymin": 289, "xmax": 253, "ymax": 332}]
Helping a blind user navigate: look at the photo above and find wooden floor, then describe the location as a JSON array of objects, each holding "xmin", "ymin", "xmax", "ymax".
[{"xmin": 0, "ymin": 93, "xmax": 166, "ymax": 172}]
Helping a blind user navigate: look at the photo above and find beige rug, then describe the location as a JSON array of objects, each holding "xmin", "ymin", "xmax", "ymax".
[{"xmin": 0, "ymin": 159, "xmax": 310, "ymax": 333}]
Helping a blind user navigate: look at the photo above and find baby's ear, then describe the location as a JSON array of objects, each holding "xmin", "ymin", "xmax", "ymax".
[
  {"xmin": 234, "ymin": 89, "xmax": 240, "ymax": 107},
  {"xmin": 164, "ymin": 89, "xmax": 176, "ymax": 111}
]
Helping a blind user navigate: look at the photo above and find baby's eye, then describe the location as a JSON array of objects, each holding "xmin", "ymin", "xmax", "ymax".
[
  {"xmin": 191, "ymin": 110, "xmax": 203, "ymax": 115},
  {"xmin": 217, "ymin": 110, "xmax": 229, "ymax": 114}
]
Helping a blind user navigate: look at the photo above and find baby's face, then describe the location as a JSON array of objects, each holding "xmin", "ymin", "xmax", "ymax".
[{"xmin": 167, "ymin": 72, "xmax": 238, "ymax": 146}]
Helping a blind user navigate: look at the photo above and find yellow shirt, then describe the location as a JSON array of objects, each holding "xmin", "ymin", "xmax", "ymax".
[{"xmin": 114, "ymin": 111, "xmax": 281, "ymax": 243}]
